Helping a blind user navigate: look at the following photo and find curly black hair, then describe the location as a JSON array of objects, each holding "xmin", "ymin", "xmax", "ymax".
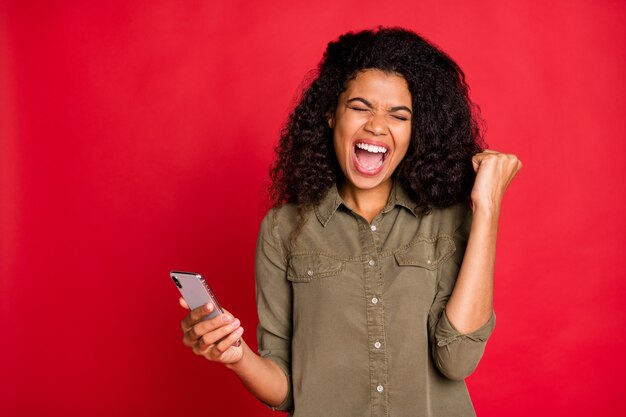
[{"xmin": 269, "ymin": 26, "xmax": 485, "ymax": 218}]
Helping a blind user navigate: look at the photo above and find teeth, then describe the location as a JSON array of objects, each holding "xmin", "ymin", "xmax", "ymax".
[{"xmin": 355, "ymin": 143, "xmax": 388, "ymax": 154}]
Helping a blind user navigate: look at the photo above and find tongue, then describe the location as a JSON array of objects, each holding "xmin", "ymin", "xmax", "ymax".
[{"xmin": 355, "ymin": 148, "xmax": 384, "ymax": 170}]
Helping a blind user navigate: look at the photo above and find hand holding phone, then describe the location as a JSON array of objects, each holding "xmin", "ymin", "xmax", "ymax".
[{"xmin": 171, "ymin": 270, "xmax": 243, "ymax": 358}]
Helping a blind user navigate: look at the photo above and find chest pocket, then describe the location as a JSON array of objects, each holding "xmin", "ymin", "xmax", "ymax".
[
  {"xmin": 394, "ymin": 235, "xmax": 456, "ymax": 270},
  {"xmin": 287, "ymin": 253, "xmax": 344, "ymax": 282}
]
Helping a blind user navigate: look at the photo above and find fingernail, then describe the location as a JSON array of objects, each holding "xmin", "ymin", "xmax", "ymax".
[
  {"xmin": 230, "ymin": 319, "xmax": 240, "ymax": 329},
  {"xmin": 205, "ymin": 303, "xmax": 213, "ymax": 312},
  {"xmin": 236, "ymin": 327, "xmax": 244, "ymax": 335},
  {"xmin": 221, "ymin": 314, "xmax": 231, "ymax": 323}
]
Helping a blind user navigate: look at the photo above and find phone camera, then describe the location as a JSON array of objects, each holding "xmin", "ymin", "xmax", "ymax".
[{"xmin": 172, "ymin": 276, "xmax": 182, "ymax": 289}]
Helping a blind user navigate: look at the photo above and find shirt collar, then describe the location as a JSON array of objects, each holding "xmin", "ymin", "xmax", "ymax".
[{"xmin": 314, "ymin": 180, "xmax": 418, "ymax": 227}]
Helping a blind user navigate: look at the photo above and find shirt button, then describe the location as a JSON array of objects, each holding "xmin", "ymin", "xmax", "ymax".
[
  {"xmin": 374, "ymin": 341, "xmax": 381, "ymax": 349},
  {"xmin": 307, "ymin": 270, "xmax": 314, "ymax": 277},
  {"xmin": 368, "ymin": 259, "xmax": 376, "ymax": 266},
  {"xmin": 371, "ymin": 297, "xmax": 379, "ymax": 304},
  {"xmin": 370, "ymin": 224, "xmax": 377, "ymax": 231},
  {"xmin": 376, "ymin": 385, "xmax": 384, "ymax": 393}
]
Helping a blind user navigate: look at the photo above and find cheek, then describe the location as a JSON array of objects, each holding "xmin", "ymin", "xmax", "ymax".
[
  {"xmin": 334, "ymin": 120, "xmax": 357, "ymax": 155},
  {"xmin": 393, "ymin": 127, "xmax": 412, "ymax": 157},
  {"xmin": 333, "ymin": 133, "xmax": 349, "ymax": 163}
]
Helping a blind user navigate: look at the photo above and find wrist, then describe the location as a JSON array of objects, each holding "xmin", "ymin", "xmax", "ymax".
[{"xmin": 471, "ymin": 199, "xmax": 501, "ymax": 218}]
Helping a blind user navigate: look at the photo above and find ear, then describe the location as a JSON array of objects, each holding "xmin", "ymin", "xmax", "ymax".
[{"xmin": 326, "ymin": 112, "xmax": 335, "ymax": 129}]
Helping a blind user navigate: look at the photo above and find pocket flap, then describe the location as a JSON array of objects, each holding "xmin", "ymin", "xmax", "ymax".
[
  {"xmin": 287, "ymin": 254, "xmax": 344, "ymax": 282},
  {"xmin": 394, "ymin": 235, "xmax": 455, "ymax": 270}
]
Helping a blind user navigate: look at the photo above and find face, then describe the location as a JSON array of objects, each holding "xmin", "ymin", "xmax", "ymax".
[{"xmin": 329, "ymin": 69, "xmax": 412, "ymax": 194}]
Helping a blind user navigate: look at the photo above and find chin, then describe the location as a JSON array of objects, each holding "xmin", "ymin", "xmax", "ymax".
[{"xmin": 345, "ymin": 168, "xmax": 392, "ymax": 191}]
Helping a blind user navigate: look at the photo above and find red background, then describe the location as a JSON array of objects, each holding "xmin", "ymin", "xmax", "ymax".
[{"xmin": 1, "ymin": 1, "xmax": 625, "ymax": 416}]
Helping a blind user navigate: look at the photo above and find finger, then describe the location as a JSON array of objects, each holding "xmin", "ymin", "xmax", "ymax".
[
  {"xmin": 189, "ymin": 309, "xmax": 235, "ymax": 334},
  {"xmin": 213, "ymin": 326, "xmax": 245, "ymax": 354},
  {"xmin": 183, "ymin": 312, "xmax": 236, "ymax": 346},
  {"xmin": 181, "ymin": 302, "xmax": 215, "ymax": 332},
  {"xmin": 472, "ymin": 150, "xmax": 503, "ymax": 170},
  {"xmin": 196, "ymin": 318, "xmax": 242, "ymax": 353},
  {"xmin": 471, "ymin": 154, "xmax": 483, "ymax": 172},
  {"xmin": 179, "ymin": 297, "xmax": 189, "ymax": 310},
  {"xmin": 473, "ymin": 149, "xmax": 501, "ymax": 160},
  {"xmin": 182, "ymin": 317, "xmax": 211, "ymax": 346}
]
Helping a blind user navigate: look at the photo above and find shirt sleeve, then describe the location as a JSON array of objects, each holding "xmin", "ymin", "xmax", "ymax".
[
  {"xmin": 255, "ymin": 211, "xmax": 294, "ymax": 411},
  {"xmin": 427, "ymin": 205, "xmax": 496, "ymax": 381}
]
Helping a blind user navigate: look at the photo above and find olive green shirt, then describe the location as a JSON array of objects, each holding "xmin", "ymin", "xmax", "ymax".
[{"xmin": 255, "ymin": 181, "xmax": 496, "ymax": 417}]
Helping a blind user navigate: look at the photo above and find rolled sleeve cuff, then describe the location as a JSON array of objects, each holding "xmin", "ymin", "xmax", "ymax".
[
  {"xmin": 435, "ymin": 310, "xmax": 496, "ymax": 347},
  {"xmin": 258, "ymin": 349, "xmax": 294, "ymax": 411}
]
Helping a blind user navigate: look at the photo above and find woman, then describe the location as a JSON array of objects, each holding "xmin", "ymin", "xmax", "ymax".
[{"xmin": 180, "ymin": 27, "xmax": 521, "ymax": 416}]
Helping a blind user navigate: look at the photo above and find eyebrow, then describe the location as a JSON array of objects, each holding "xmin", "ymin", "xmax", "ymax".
[{"xmin": 347, "ymin": 97, "xmax": 413, "ymax": 114}]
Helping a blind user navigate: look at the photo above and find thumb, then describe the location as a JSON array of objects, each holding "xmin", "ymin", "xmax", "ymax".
[{"xmin": 471, "ymin": 154, "xmax": 483, "ymax": 173}]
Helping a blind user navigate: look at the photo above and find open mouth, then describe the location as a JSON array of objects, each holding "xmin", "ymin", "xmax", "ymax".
[{"xmin": 353, "ymin": 141, "xmax": 389, "ymax": 175}]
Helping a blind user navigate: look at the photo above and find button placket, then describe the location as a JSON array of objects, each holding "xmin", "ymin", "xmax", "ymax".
[{"xmin": 358, "ymin": 216, "xmax": 387, "ymax": 416}]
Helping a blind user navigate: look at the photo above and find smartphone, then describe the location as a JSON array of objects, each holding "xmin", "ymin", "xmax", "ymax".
[
  {"xmin": 170, "ymin": 270, "xmax": 241, "ymax": 346},
  {"xmin": 170, "ymin": 270, "xmax": 223, "ymax": 319}
]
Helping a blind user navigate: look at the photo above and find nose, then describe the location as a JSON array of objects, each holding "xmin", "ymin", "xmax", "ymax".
[{"xmin": 364, "ymin": 113, "xmax": 387, "ymax": 136}]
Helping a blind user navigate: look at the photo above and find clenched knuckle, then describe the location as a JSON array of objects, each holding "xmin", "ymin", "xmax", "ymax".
[
  {"xmin": 183, "ymin": 333, "xmax": 194, "ymax": 347},
  {"xmin": 180, "ymin": 318, "xmax": 188, "ymax": 330},
  {"xmin": 190, "ymin": 310, "xmax": 200, "ymax": 322},
  {"xmin": 189, "ymin": 324, "xmax": 200, "ymax": 339}
]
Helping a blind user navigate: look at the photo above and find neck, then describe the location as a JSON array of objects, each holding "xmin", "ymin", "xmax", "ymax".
[{"xmin": 338, "ymin": 179, "xmax": 393, "ymax": 223}]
